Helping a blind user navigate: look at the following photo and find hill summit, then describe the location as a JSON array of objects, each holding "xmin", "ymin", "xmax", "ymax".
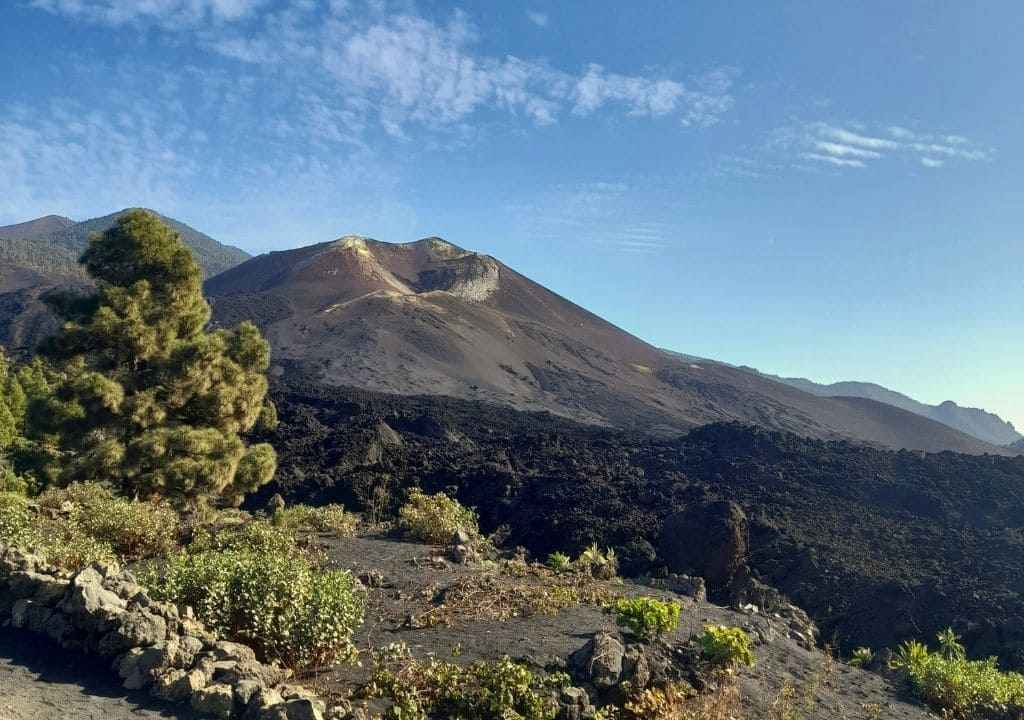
[{"xmin": 206, "ymin": 233, "xmax": 1009, "ymax": 455}]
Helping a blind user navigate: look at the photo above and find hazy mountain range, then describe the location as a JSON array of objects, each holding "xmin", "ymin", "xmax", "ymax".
[
  {"xmin": 751, "ymin": 372, "xmax": 1022, "ymax": 446},
  {"xmin": 1, "ymin": 210, "xmax": 1019, "ymax": 456}
]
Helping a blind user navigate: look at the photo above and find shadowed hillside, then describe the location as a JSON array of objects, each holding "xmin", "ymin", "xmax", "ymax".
[{"xmin": 254, "ymin": 375, "xmax": 1024, "ymax": 669}]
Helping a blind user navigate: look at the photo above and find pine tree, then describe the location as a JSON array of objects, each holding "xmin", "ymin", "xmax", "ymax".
[{"xmin": 32, "ymin": 210, "xmax": 276, "ymax": 507}]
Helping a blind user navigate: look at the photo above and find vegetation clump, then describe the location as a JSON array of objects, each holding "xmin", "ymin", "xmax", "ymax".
[
  {"xmin": 0, "ymin": 482, "xmax": 178, "ymax": 571},
  {"xmin": 891, "ymin": 628, "xmax": 1024, "ymax": 719},
  {"xmin": 25, "ymin": 210, "xmax": 276, "ymax": 508},
  {"xmin": 612, "ymin": 596, "xmax": 682, "ymax": 640},
  {"xmin": 698, "ymin": 625, "xmax": 755, "ymax": 669},
  {"xmin": 365, "ymin": 642, "xmax": 568, "ymax": 720},
  {"xmin": 141, "ymin": 521, "xmax": 364, "ymax": 668},
  {"xmin": 398, "ymin": 488, "xmax": 478, "ymax": 544},
  {"xmin": 271, "ymin": 503, "xmax": 359, "ymax": 536}
]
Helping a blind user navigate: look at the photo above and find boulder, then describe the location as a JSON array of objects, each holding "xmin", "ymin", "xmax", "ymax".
[
  {"xmin": 116, "ymin": 646, "xmax": 167, "ymax": 690},
  {"xmin": 570, "ymin": 632, "xmax": 624, "ymax": 689},
  {"xmin": 659, "ymin": 500, "xmax": 748, "ymax": 591},
  {"xmin": 191, "ymin": 683, "xmax": 236, "ymax": 719},
  {"xmin": 98, "ymin": 609, "xmax": 167, "ymax": 655}
]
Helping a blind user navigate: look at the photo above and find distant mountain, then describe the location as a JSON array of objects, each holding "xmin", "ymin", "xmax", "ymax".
[
  {"xmin": 0, "ymin": 214, "xmax": 75, "ymax": 241},
  {"xmin": 205, "ymin": 234, "xmax": 1010, "ymax": 455},
  {"xmin": 0, "ymin": 209, "xmax": 250, "ymax": 354},
  {"xmin": 1010, "ymin": 438, "xmax": 1024, "ymax": 453},
  {"xmin": 753, "ymin": 372, "xmax": 1022, "ymax": 447}
]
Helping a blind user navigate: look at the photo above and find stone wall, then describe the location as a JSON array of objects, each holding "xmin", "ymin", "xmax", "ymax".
[{"xmin": 0, "ymin": 545, "xmax": 339, "ymax": 720}]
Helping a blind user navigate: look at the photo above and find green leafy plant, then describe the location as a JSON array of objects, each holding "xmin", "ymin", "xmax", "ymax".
[
  {"xmin": 890, "ymin": 628, "xmax": 1024, "ymax": 719},
  {"xmin": 271, "ymin": 503, "xmax": 359, "ymax": 536},
  {"xmin": 398, "ymin": 489, "xmax": 478, "ymax": 544},
  {"xmin": 612, "ymin": 596, "xmax": 682, "ymax": 640},
  {"xmin": 546, "ymin": 551, "xmax": 571, "ymax": 573},
  {"xmin": 699, "ymin": 625, "xmax": 755, "ymax": 668},
  {"xmin": 38, "ymin": 482, "xmax": 179, "ymax": 560},
  {"xmin": 0, "ymin": 483, "xmax": 179, "ymax": 571},
  {"xmin": 577, "ymin": 543, "xmax": 619, "ymax": 579},
  {"xmin": 849, "ymin": 646, "xmax": 874, "ymax": 668},
  {"xmin": 141, "ymin": 521, "xmax": 364, "ymax": 668},
  {"xmin": 365, "ymin": 643, "xmax": 568, "ymax": 720}
]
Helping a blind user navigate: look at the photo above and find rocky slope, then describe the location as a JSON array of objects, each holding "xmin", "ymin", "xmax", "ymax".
[
  {"xmin": 207, "ymin": 234, "xmax": 1007, "ymax": 455},
  {"xmin": 754, "ymin": 371, "xmax": 1022, "ymax": 446},
  {"xmin": 255, "ymin": 376, "xmax": 1024, "ymax": 669}
]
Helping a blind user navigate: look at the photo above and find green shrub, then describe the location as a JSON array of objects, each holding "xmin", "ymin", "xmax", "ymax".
[
  {"xmin": 38, "ymin": 483, "xmax": 179, "ymax": 561},
  {"xmin": 0, "ymin": 487, "xmax": 120, "ymax": 571},
  {"xmin": 849, "ymin": 646, "xmax": 874, "ymax": 668},
  {"xmin": 612, "ymin": 596, "xmax": 682, "ymax": 640},
  {"xmin": 398, "ymin": 489, "xmax": 478, "ymax": 544},
  {"xmin": 546, "ymin": 551, "xmax": 571, "ymax": 574},
  {"xmin": 577, "ymin": 543, "xmax": 618, "ymax": 579},
  {"xmin": 366, "ymin": 643, "xmax": 567, "ymax": 720},
  {"xmin": 142, "ymin": 521, "xmax": 364, "ymax": 669},
  {"xmin": 890, "ymin": 629, "xmax": 1024, "ymax": 719},
  {"xmin": 271, "ymin": 503, "xmax": 359, "ymax": 536},
  {"xmin": 699, "ymin": 625, "xmax": 755, "ymax": 668},
  {"xmin": 0, "ymin": 491, "xmax": 36, "ymax": 547}
]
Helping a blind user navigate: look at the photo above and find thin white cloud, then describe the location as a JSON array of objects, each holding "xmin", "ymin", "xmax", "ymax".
[
  {"xmin": 30, "ymin": 0, "xmax": 267, "ymax": 26},
  {"xmin": 801, "ymin": 153, "xmax": 865, "ymax": 168},
  {"xmin": 777, "ymin": 122, "xmax": 994, "ymax": 173},
  {"xmin": 813, "ymin": 141, "xmax": 881, "ymax": 159},
  {"xmin": 526, "ymin": 10, "xmax": 548, "ymax": 27},
  {"xmin": 29, "ymin": 2, "xmax": 737, "ymax": 135},
  {"xmin": 817, "ymin": 124, "xmax": 900, "ymax": 151}
]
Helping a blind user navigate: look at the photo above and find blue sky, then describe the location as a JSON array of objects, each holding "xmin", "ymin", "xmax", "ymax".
[{"xmin": 1, "ymin": 0, "xmax": 1022, "ymax": 431}]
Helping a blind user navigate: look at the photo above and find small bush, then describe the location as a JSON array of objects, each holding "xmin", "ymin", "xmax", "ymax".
[
  {"xmin": 577, "ymin": 543, "xmax": 618, "ymax": 579},
  {"xmin": 398, "ymin": 489, "xmax": 478, "ymax": 544},
  {"xmin": 546, "ymin": 551, "xmax": 571, "ymax": 574},
  {"xmin": 366, "ymin": 643, "xmax": 567, "ymax": 720},
  {"xmin": 0, "ymin": 491, "xmax": 36, "ymax": 546},
  {"xmin": 849, "ymin": 646, "xmax": 874, "ymax": 667},
  {"xmin": 890, "ymin": 628, "xmax": 1024, "ymax": 719},
  {"xmin": 699, "ymin": 625, "xmax": 755, "ymax": 668},
  {"xmin": 612, "ymin": 596, "xmax": 682, "ymax": 640},
  {"xmin": 142, "ymin": 521, "xmax": 364, "ymax": 668},
  {"xmin": 0, "ymin": 486, "xmax": 139, "ymax": 571},
  {"xmin": 38, "ymin": 483, "xmax": 179, "ymax": 561},
  {"xmin": 271, "ymin": 503, "xmax": 359, "ymax": 536}
]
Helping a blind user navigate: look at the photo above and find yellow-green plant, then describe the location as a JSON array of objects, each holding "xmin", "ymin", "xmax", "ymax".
[
  {"xmin": 546, "ymin": 551, "xmax": 571, "ymax": 573},
  {"xmin": 141, "ymin": 521, "xmax": 364, "ymax": 669},
  {"xmin": 38, "ymin": 482, "xmax": 179, "ymax": 560},
  {"xmin": 398, "ymin": 489, "xmax": 478, "ymax": 544},
  {"xmin": 699, "ymin": 625, "xmax": 755, "ymax": 668},
  {"xmin": 849, "ymin": 646, "xmax": 874, "ymax": 668},
  {"xmin": 577, "ymin": 543, "xmax": 619, "ymax": 579},
  {"xmin": 890, "ymin": 628, "xmax": 1024, "ymax": 719},
  {"xmin": 271, "ymin": 503, "xmax": 359, "ymax": 536},
  {"xmin": 365, "ymin": 643, "xmax": 568, "ymax": 720},
  {"xmin": 612, "ymin": 596, "xmax": 682, "ymax": 640}
]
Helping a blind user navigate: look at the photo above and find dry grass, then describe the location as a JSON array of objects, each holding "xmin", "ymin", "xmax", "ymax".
[{"xmin": 622, "ymin": 677, "xmax": 744, "ymax": 720}]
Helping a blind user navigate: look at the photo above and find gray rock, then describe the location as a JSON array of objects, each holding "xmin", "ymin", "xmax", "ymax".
[
  {"xmin": 245, "ymin": 687, "xmax": 284, "ymax": 720},
  {"xmin": 234, "ymin": 679, "xmax": 262, "ymax": 708},
  {"xmin": 10, "ymin": 598, "xmax": 32, "ymax": 629},
  {"xmin": 283, "ymin": 698, "xmax": 325, "ymax": 720},
  {"xmin": 98, "ymin": 610, "xmax": 167, "ymax": 655},
  {"xmin": 191, "ymin": 682, "xmax": 236, "ymax": 719},
  {"xmin": 116, "ymin": 646, "xmax": 167, "ymax": 690},
  {"xmin": 570, "ymin": 632, "xmax": 624, "ymax": 689}
]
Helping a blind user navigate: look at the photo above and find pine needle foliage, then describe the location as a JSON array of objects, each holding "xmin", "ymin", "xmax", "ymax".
[{"xmin": 29, "ymin": 210, "xmax": 276, "ymax": 507}]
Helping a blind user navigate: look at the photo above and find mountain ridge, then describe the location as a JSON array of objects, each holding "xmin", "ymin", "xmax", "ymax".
[
  {"xmin": 751, "ymin": 371, "xmax": 1022, "ymax": 446},
  {"xmin": 205, "ymin": 232, "xmax": 1010, "ymax": 455}
]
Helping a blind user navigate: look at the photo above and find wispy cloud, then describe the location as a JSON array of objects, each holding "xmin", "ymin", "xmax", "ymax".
[
  {"xmin": 795, "ymin": 122, "xmax": 993, "ymax": 172},
  {"xmin": 526, "ymin": 10, "xmax": 548, "ymax": 27},
  {"xmin": 29, "ymin": 2, "xmax": 737, "ymax": 136},
  {"xmin": 30, "ymin": 0, "xmax": 268, "ymax": 26}
]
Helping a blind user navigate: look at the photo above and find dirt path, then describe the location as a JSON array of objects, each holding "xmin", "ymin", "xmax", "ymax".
[{"xmin": 0, "ymin": 630, "xmax": 195, "ymax": 720}]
